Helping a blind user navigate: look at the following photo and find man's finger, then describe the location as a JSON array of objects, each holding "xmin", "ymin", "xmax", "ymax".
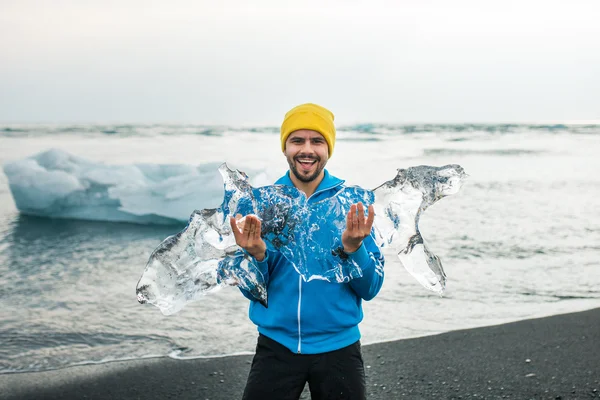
[
  {"xmin": 346, "ymin": 206, "xmax": 353, "ymax": 230},
  {"xmin": 247, "ymin": 227, "xmax": 254, "ymax": 246},
  {"xmin": 248, "ymin": 217, "xmax": 256, "ymax": 235},
  {"xmin": 357, "ymin": 202, "xmax": 365, "ymax": 228},
  {"xmin": 351, "ymin": 204, "xmax": 358, "ymax": 228},
  {"xmin": 347, "ymin": 204, "xmax": 358, "ymax": 230},
  {"xmin": 230, "ymin": 217, "xmax": 242, "ymax": 241},
  {"xmin": 243, "ymin": 216, "xmax": 251, "ymax": 234},
  {"xmin": 253, "ymin": 219, "xmax": 262, "ymax": 240},
  {"xmin": 235, "ymin": 214, "xmax": 246, "ymax": 231}
]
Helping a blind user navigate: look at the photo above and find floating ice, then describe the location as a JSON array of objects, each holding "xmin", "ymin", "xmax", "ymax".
[
  {"xmin": 2, "ymin": 149, "xmax": 270, "ymax": 224},
  {"xmin": 136, "ymin": 163, "xmax": 466, "ymax": 315}
]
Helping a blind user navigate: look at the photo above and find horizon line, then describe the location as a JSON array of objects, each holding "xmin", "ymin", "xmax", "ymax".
[{"xmin": 1, "ymin": 120, "xmax": 599, "ymax": 127}]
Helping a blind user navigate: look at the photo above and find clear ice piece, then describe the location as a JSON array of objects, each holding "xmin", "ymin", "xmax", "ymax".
[
  {"xmin": 372, "ymin": 165, "xmax": 467, "ymax": 294},
  {"xmin": 136, "ymin": 163, "xmax": 466, "ymax": 314},
  {"xmin": 135, "ymin": 207, "xmax": 263, "ymax": 315}
]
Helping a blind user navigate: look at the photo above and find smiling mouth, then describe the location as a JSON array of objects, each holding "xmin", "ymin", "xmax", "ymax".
[{"xmin": 296, "ymin": 158, "xmax": 317, "ymax": 171}]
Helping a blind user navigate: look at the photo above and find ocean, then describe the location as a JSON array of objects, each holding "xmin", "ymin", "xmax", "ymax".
[{"xmin": 1, "ymin": 123, "xmax": 599, "ymax": 374}]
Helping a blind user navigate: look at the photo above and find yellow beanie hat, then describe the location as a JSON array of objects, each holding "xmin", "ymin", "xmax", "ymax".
[{"xmin": 280, "ymin": 103, "xmax": 336, "ymax": 156}]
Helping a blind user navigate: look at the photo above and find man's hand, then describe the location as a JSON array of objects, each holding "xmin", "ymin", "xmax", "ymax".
[
  {"xmin": 229, "ymin": 214, "xmax": 267, "ymax": 262},
  {"xmin": 341, "ymin": 202, "xmax": 375, "ymax": 253}
]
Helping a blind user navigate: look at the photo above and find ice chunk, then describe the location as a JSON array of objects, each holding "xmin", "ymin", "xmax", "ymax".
[
  {"xmin": 136, "ymin": 163, "xmax": 466, "ymax": 314},
  {"xmin": 372, "ymin": 165, "xmax": 467, "ymax": 294},
  {"xmin": 136, "ymin": 165, "xmax": 377, "ymax": 314},
  {"xmin": 136, "ymin": 207, "xmax": 268, "ymax": 315}
]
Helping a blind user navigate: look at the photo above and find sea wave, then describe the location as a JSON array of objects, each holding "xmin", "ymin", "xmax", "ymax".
[
  {"xmin": 1, "ymin": 123, "xmax": 598, "ymax": 138},
  {"xmin": 0, "ymin": 328, "xmax": 178, "ymax": 374},
  {"xmin": 423, "ymin": 148, "xmax": 542, "ymax": 156}
]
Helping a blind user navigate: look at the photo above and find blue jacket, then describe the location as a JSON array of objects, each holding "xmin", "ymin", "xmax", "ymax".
[{"xmin": 241, "ymin": 169, "xmax": 385, "ymax": 354}]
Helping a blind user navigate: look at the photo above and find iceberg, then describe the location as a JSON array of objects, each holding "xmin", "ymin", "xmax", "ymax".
[
  {"xmin": 136, "ymin": 163, "xmax": 466, "ymax": 315},
  {"xmin": 2, "ymin": 149, "xmax": 270, "ymax": 225}
]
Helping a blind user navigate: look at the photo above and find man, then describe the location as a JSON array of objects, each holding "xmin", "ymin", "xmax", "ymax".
[{"xmin": 229, "ymin": 103, "xmax": 385, "ymax": 400}]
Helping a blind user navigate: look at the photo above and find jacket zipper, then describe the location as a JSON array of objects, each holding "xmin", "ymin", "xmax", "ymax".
[
  {"xmin": 297, "ymin": 275, "xmax": 302, "ymax": 353},
  {"xmin": 296, "ymin": 182, "xmax": 344, "ymax": 354}
]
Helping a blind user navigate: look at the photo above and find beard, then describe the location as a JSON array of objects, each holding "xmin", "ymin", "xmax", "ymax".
[{"xmin": 287, "ymin": 154, "xmax": 324, "ymax": 183}]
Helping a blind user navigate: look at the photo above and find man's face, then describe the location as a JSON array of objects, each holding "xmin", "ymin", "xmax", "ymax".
[{"xmin": 284, "ymin": 130, "xmax": 329, "ymax": 183}]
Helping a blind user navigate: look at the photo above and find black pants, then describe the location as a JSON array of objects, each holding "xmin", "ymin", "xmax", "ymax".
[{"xmin": 242, "ymin": 334, "xmax": 366, "ymax": 400}]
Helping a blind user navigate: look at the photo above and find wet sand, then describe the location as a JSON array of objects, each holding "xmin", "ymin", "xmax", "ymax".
[{"xmin": 1, "ymin": 308, "xmax": 599, "ymax": 399}]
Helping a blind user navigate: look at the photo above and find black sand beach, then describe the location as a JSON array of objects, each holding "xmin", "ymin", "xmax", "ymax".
[{"xmin": 2, "ymin": 308, "xmax": 599, "ymax": 400}]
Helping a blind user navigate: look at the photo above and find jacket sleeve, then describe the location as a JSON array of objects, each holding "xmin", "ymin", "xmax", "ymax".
[
  {"xmin": 348, "ymin": 232, "xmax": 385, "ymax": 301},
  {"xmin": 238, "ymin": 249, "xmax": 273, "ymax": 302}
]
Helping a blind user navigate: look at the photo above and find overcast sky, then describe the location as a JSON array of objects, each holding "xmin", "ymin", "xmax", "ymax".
[{"xmin": 1, "ymin": 0, "xmax": 598, "ymax": 125}]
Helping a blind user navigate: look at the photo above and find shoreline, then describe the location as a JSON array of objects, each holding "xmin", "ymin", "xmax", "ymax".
[
  {"xmin": 1, "ymin": 308, "xmax": 599, "ymax": 399},
  {"xmin": 7, "ymin": 300, "xmax": 599, "ymax": 377}
]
